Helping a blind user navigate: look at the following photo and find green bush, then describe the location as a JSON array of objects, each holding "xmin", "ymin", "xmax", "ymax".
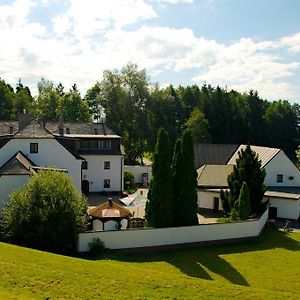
[
  {"xmin": 0, "ymin": 171, "xmax": 87, "ymax": 255},
  {"xmin": 88, "ymin": 238, "xmax": 105, "ymax": 256},
  {"xmin": 124, "ymin": 170, "xmax": 135, "ymax": 191}
]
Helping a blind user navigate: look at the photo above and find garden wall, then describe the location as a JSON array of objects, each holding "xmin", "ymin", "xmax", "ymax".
[
  {"xmin": 124, "ymin": 165, "xmax": 152, "ymax": 185},
  {"xmin": 78, "ymin": 209, "xmax": 268, "ymax": 252}
]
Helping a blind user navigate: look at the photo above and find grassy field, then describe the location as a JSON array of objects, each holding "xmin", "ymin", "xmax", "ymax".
[{"xmin": 0, "ymin": 229, "xmax": 299, "ymax": 299}]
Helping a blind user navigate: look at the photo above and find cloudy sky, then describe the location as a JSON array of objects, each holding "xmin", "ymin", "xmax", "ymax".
[{"xmin": 0, "ymin": 0, "xmax": 300, "ymax": 101}]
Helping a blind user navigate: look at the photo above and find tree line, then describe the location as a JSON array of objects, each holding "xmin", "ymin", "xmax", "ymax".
[{"xmin": 1, "ymin": 63, "xmax": 299, "ymax": 163}]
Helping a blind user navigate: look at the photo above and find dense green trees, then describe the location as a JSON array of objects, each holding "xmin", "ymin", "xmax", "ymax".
[
  {"xmin": 221, "ymin": 145, "xmax": 266, "ymax": 219},
  {"xmin": 1, "ymin": 64, "xmax": 299, "ymax": 163},
  {"xmin": 0, "ymin": 171, "xmax": 87, "ymax": 254},
  {"xmin": 146, "ymin": 128, "xmax": 175, "ymax": 228}
]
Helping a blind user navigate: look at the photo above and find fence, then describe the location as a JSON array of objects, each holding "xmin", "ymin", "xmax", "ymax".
[{"xmin": 78, "ymin": 208, "xmax": 268, "ymax": 252}]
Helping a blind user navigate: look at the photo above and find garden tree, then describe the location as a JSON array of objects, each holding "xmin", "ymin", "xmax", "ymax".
[
  {"xmin": 226, "ymin": 144, "xmax": 266, "ymax": 214},
  {"xmin": 0, "ymin": 79, "xmax": 14, "ymax": 120},
  {"xmin": 234, "ymin": 182, "xmax": 251, "ymax": 220},
  {"xmin": 12, "ymin": 79, "xmax": 34, "ymax": 119},
  {"xmin": 0, "ymin": 171, "xmax": 87, "ymax": 254},
  {"xmin": 220, "ymin": 189, "xmax": 231, "ymax": 217},
  {"xmin": 85, "ymin": 82, "xmax": 104, "ymax": 122},
  {"xmin": 145, "ymin": 128, "xmax": 175, "ymax": 228},
  {"xmin": 60, "ymin": 87, "xmax": 91, "ymax": 122},
  {"xmin": 172, "ymin": 130, "xmax": 198, "ymax": 226},
  {"xmin": 185, "ymin": 107, "xmax": 211, "ymax": 143},
  {"xmin": 265, "ymin": 100, "xmax": 298, "ymax": 159},
  {"xmin": 91, "ymin": 63, "xmax": 151, "ymax": 164},
  {"xmin": 172, "ymin": 138, "xmax": 184, "ymax": 225},
  {"xmin": 123, "ymin": 170, "xmax": 135, "ymax": 191},
  {"xmin": 36, "ymin": 78, "xmax": 61, "ymax": 122}
]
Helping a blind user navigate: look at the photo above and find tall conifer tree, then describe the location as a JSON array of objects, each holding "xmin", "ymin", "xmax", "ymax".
[
  {"xmin": 145, "ymin": 128, "xmax": 175, "ymax": 227},
  {"xmin": 172, "ymin": 130, "xmax": 198, "ymax": 226}
]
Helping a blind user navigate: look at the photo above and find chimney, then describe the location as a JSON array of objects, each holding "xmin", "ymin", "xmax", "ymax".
[
  {"xmin": 58, "ymin": 116, "xmax": 64, "ymax": 136},
  {"xmin": 18, "ymin": 113, "xmax": 34, "ymax": 131},
  {"xmin": 108, "ymin": 198, "xmax": 113, "ymax": 207}
]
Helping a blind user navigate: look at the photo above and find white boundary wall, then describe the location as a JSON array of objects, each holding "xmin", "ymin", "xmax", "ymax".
[
  {"xmin": 124, "ymin": 165, "xmax": 152, "ymax": 184},
  {"xmin": 78, "ymin": 209, "xmax": 268, "ymax": 252}
]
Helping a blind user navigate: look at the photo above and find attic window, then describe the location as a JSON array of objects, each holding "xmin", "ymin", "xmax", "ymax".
[
  {"xmin": 30, "ymin": 143, "xmax": 38, "ymax": 153},
  {"xmin": 9, "ymin": 126, "xmax": 13, "ymax": 134},
  {"xmin": 94, "ymin": 128, "xmax": 98, "ymax": 135},
  {"xmin": 276, "ymin": 174, "xmax": 283, "ymax": 183},
  {"xmin": 66, "ymin": 127, "xmax": 70, "ymax": 134}
]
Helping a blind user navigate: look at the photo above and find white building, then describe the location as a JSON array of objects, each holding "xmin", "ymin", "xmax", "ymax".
[
  {"xmin": 195, "ymin": 144, "xmax": 300, "ymax": 220},
  {"xmin": 0, "ymin": 115, "xmax": 124, "ymax": 213}
]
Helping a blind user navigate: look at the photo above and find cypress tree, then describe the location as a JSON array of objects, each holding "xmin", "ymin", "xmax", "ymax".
[
  {"xmin": 173, "ymin": 130, "xmax": 198, "ymax": 226},
  {"xmin": 172, "ymin": 138, "xmax": 184, "ymax": 225},
  {"xmin": 145, "ymin": 128, "xmax": 175, "ymax": 227},
  {"xmin": 237, "ymin": 182, "xmax": 251, "ymax": 220},
  {"xmin": 220, "ymin": 189, "xmax": 230, "ymax": 217}
]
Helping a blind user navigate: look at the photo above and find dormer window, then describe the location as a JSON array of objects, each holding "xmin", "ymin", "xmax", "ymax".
[
  {"xmin": 9, "ymin": 126, "xmax": 13, "ymax": 134},
  {"xmin": 94, "ymin": 128, "xmax": 98, "ymax": 135},
  {"xmin": 66, "ymin": 127, "xmax": 70, "ymax": 134}
]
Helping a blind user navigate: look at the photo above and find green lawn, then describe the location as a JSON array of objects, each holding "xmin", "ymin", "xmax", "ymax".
[{"xmin": 0, "ymin": 229, "xmax": 299, "ymax": 299}]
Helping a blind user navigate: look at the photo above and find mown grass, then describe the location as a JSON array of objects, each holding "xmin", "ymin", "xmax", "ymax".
[{"xmin": 0, "ymin": 229, "xmax": 299, "ymax": 299}]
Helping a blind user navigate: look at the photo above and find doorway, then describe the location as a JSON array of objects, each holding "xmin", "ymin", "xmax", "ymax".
[
  {"xmin": 213, "ymin": 197, "xmax": 219, "ymax": 213},
  {"xmin": 82, "ymin": 179, "xmax": 90, "ymax": 195}
]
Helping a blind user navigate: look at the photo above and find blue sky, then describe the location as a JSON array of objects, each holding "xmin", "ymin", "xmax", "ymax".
[{"xmin": 0, "ymin": 0, "xmax": 300, "ymax": 101}]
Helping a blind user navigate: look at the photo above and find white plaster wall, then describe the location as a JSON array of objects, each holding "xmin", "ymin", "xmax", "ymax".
[
  {"xmin": 0, "ymin": 139, "xmax": 82, "ymax": 192},
  {"xmin": 82, "ymin": 155, "xmax": 123, "ymax": 192},
  {"xmin": 0, "ymin": 175, "xmax": 29, "ymax": 215},
  {"xmin": 124, "ymin": 165, "xmax": 152, "ymax": 184},
  {"xmin": 78, "ymin": 209, "xmax": 268, "ymax": 251},
  {"xmin": 197, "ymin": 190, "xmax": 223, "ymax": 210},
  {"xmin": 264, "ymin": 151, "xmax": 300, "ymax": 186},
  {"xmin": 266, "ymin": 197, "xmax": 300, "ymax": 219}
]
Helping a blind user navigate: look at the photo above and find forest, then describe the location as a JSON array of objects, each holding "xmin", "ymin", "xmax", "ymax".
[{"xmin": 0, "ymin": 63, "xmax": 299, "ymax": 164}]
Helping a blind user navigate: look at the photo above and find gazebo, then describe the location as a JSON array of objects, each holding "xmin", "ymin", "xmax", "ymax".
[{"xmin": 88, "ymin": 198, "xmax": 132, "ymax": 231}]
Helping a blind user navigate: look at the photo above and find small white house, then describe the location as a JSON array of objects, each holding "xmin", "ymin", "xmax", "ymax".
[{"xmin": 196, "ymin": 144, "xmax": 300, "ymax": 220}]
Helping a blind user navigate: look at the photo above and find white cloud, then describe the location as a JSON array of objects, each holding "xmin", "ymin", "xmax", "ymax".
[
  {"xmin": 153, "ymin": 0, "xmax": 194, "ymax": 3},
  {"xmin": 280, "ymin": 32, "xmax": 300, "ymax": 53},
  {"xmin": 0, "ymin": 0, "xmax": 299, "ymax": 101}
]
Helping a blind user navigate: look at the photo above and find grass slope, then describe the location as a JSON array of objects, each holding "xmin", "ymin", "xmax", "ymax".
[{"xmin": 0, "ymin": 229, "xmax": 299, "ymax": 299}]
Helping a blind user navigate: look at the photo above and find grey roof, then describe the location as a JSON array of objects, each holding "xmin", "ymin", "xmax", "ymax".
[
  {"xmin": 227, "ymin": 144, "xmax": 281, "ymax": 167},
  {"xmin": 0, "ymin": 151, "xmax": 36, "ymax": 175},
  {"xmin": 45, "ymin": 122, "xmax": 120, "ymax": 138},
  {"xmin": 197, "ymin": 164, "xmax": 233, "ymax": 187},
  {"xmin": 264, "ymin": 190, "xmax": 300, "ymax": 200},
  {"xmin": 193, "ymin": 144, "xmax": 239, "ymax": 169},
  {"xmin": 14, "ymin": 120, "xmax": 54, "ymax": 139},
  {"xmin": 0, "ymin": 121, "xmax": 18, "ymax": 136}
]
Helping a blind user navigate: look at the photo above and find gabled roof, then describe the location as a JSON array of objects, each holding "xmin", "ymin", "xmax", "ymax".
[
  {"xmin": 227, "ymin": 145, "xmax": 281, "ymax": 168},
  {"xmin": 88, "ymin": 199, "xmax": 132, "ymax": 219},
  {"xmin": 193, "ymin": 144, "xmax": 239, "ymax": 169},
  {"xmin": 197, "ymin": 164, "xmax": 233, "ymax": 188},
  {"xmin": 0, "ymin": 151, "xmax": 36, "ymax": 175},
  {"xmin": 14, "ymin": 120, "xmax": 54, "ymax": 139}
]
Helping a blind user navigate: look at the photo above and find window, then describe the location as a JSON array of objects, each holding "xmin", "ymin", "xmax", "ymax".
[
  {"xmin": 277, "ymin": 174, "xmax": 283, "ymax": 183},
  {"xmin": 66, "ymin": 127, "xmax": 70, "ymax": 134},
  {"xmin": 104, "ymin": 179, "xmax": 110, "ymax": 188},
  {"xmin": 30, "ymin": 143, "xmax": 38, "ymax": 153},
  {"xmin": 94, "ymin": 128, "xmax": 98, "ymax": 135},
  {"xmin": 103, "ymin": 140, "xmax": 111, "ymax": 149},
  {"xmin": 104, "ymin": 161, "xmax": 110, "ymax": 169},
  {"xmin": 82, "ymin": 161, "xmax": 88, "ymax": 170},
  {"xmin": 9, "ymin": 126, "xmax": 14, "ymax": 134}
]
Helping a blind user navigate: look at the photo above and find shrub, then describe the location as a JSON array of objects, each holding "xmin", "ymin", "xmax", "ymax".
[
  {"xmin": 88, "ymin": 238, "xmax": 105, "ymax": 256},
  {"xmin": 124, "ymin": 170, "xmax": 135, "ymax": 191},
  {"xmin": 0, "ymin": 171, "xmax": 87, "ymax": 255}
]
